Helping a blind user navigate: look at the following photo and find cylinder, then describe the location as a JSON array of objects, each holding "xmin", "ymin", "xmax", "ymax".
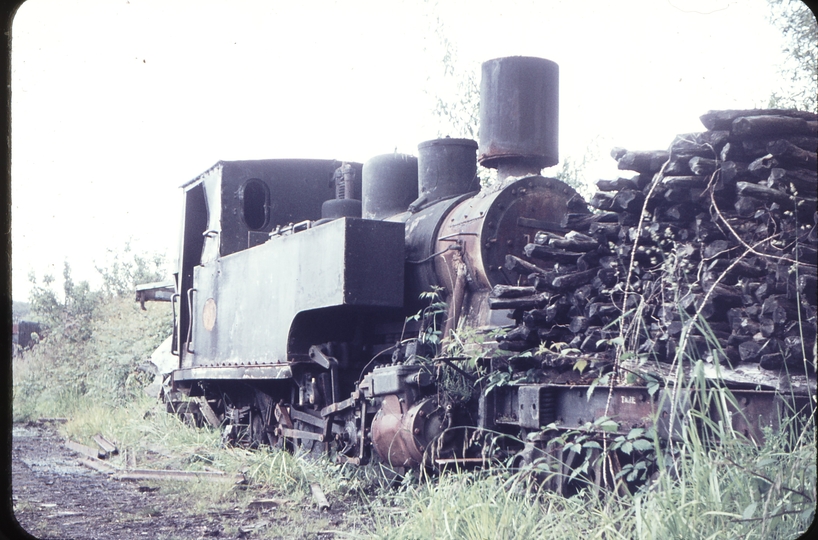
[
  {"xmin": 417, "ymin": 138, "xmax": 478, "ymax": 205},
  {"xmin": 478, "ymin": 56, "xmax": 559, "ymax": 173},
  {"xmin": 362, "ymin": 153, "xmax": 419, "ymax": 220}
]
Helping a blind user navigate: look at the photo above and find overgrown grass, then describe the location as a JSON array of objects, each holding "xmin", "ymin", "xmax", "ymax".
[
  {"xmin": 364, "ymin": 402, "xmax": 814, "ymax": 540},
  {"xmin": 370, "ymin": 469, "xmax": 616, "ymax": 540},
  {"xmin": 13, "ymin": 296, "xmax": 171, "ymax": 421},
  {"xmin": 13, "ymin": 263, "xmax": 815, "ymax": 539}
]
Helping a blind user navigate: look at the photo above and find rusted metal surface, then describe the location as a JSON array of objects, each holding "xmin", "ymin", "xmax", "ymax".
[
  {"xmin": 395, "ymin": 193, "xmax": 473, "ymax": 312},
  {"xmin": 371, "ymin": 395, "xmax": 447, "ymax": 467},
  {"xmin": 478, "ymin": 57, "xmax": 560, "ymax": 175},
  {"xmin": 489, "ymin": 384, "xmax": 688, "ymax": 441},
  {"xmin": 433, "ymin": 176, "xmax": 586, "ymax": 328},
  {"xmin": 487, "ymin": 383, "xmax": 813, "ymax": 447},
  {"xmin": 708, "ymin": 389, "xmax": 813, "ymax": 444}
]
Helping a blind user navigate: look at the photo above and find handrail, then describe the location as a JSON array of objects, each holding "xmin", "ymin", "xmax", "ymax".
[
  {"xmin": 186, "ymin": 288, "xmax": 197, "ymax": 354},
  {"xmin": 170, "ymin": 293, "xmax": 180, "ymax": 356}
]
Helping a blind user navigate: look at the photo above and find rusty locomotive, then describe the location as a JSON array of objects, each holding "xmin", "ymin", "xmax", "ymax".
[{"xmin": 161, "ymin": 56, "xmax": 814, "ymax": 480}]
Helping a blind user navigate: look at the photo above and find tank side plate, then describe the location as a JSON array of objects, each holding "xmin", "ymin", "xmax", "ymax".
[{"xmin": 173, "ymin": 365, "xmax": 293, "ymax": 381}]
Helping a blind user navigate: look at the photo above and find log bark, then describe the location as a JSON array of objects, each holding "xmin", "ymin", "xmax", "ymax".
[
  {"xmin": 767, "ymin": 167, "xmax": 817, "ymax": 194},
  {"xmin": 523, "ymin": 244, "xmax": 585, "ymax": 264},
  {"xmin": 488, "ymin": 293, "xmax": 549, "ymax": 310},
  {"xmin": 732, "ymin": 115, "xmax": 817, "ymax": 138},
  {"xmin": 588, "ymin": 221, "xmax": 621, "ymax": 240},
  {"xmin": 736, "ymin": 181, "xmax": 792, "ymax": 205},
  {"xmin": 664, "ymin": 187, "xmax": 705, "ymax": 204},
  {"xmin": 669, "ymin": 131, "xmax": 729, "ymax": 156},
  {"xmin": 720, "ymin": 142, "xmax": 748, "ymax": 162},
  {"xmin": 551, "ymin": 268, "xmax": 599, "ymax": 290},
  {"xmin": 611, "ymin": 189, "xmax": 646, "ymax": 214},
  {"xmin": 596, "ymin": 177, "xmax": 639, "ymax": 192},
  {"xmin": 490, "ymin": 285, "xmax": 537, "ymax": 298},
  {"xmin": 562, "ymin": 212, "xmax": 619, "ymax": 231},
  {"xmin": 590, "ymin": 192, "xmax": 614, "ymax": 210},
  {"xmin": 766, "ymin": 139, "xmax": 818, "ymax": 169},
  {"xmin": 542, "ymin": 231, "xmax": 600, "ymax": 252},
  {"xmin": 688, "ymin": 156, "xmax": 718, "ymax": 176},
  {"xmin": 617, "ymin": 150, "xmax": 669, "ymax": 174},
  {"xmin": 747, "ymin": 154, "xmax": 780, "ymax": 178},
  {"xmin": 662, "ymin": 204, "xmax": 698, "ymax": 222},
  {"xmin": 699, "ymin": 109, "xmax": 817, "ymax": 131},
  {"xmin": 493, "ymin": 108, "xmax": 816, "ymax": 388},
  {"xmin": 505, "ymin": 254, "xmax": 550, "ymax": 276},
  {"xmin": 734, "ymin": 196, "xmax": 762, "ymax": 216}
]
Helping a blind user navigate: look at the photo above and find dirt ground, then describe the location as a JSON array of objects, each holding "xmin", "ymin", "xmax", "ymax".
[{"xmin": 10, "ymin": 421, "xmax": 363, "ymax": 540}]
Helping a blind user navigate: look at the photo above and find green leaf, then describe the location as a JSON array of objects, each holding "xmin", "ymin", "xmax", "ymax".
[
  {"xmin": 599, "ymin": 419, "xmax": 619, "ymax": 432},
  {"xmin": 582, "ymin": 440, "xmax": 602, "ymax": 450},
  {"xmin": 586, "ymin": 379, "xmax": 598, "ymax": 401},
  {"xmin": 742, "ymin": 502, "xmax": 757, "ymax": 520},
  {"xmin": 569, "ymin": 459, "xmax": 589, "ymax": 480},
  {"xmin": 564, "ymin": 442, "xmax": 582, "ymax": 454},
  {"xmin": 621, "ymin": 441, "xmax": 633, "ymax": 455},
  {"xmin": 631, "ymin": 439, "xmax": 654, "ymax": 452},
  {"xmin": 627, "ymin": 428, "xmax": 645, "ymax": 440},
  {"xmin": 573, "ymin": 358, "xmax": 588, "ymax": 374},
  {"xmin": 615, "ymin": 464, "xmax": 633, "ymax": 479}
]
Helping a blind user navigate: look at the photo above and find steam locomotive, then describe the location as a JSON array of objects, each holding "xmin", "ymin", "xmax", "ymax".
[{"xmin": 161, "ymin": 56, "xmax": 811, "ymax": 478}]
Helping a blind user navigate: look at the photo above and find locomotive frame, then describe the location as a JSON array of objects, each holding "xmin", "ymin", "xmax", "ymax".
[{"xmin": 153, "ymin": 57, "xmax": 814, "ymax": 490}]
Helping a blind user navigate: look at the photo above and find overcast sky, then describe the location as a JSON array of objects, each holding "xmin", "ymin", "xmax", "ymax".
[{"xmin": 10, "ymin": 0, "xmax": 796, "ymax": 301}]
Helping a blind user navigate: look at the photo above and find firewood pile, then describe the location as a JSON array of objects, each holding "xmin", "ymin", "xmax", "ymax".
[{"xmin": 493, "ymin": 109, "xmax": 817, "ymax": 386}]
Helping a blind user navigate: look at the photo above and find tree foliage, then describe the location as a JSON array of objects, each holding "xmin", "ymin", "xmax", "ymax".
[
  {"xmin": 95, "ymin": 241, "xmax": 168, "ymax": 298},
  {"xmin": 28, "ymin": 262, "xmax": 99, "ymax": 343},
  {"xmin": 423, "ymin": 0, "xmax": 480, "ymax": 141},
  {"xmin": 17, "ymin": 249, "xmax": 173, "ymax": 420},
  {"xmin": 767, "ymin": 0, "xmax": 818, "ymax": 112}
]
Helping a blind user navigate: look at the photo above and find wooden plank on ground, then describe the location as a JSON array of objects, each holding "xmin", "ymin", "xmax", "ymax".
[
  {"xmin": 112, "ymin": 468, "xmax": 246, "ymax": 483},
  {"xmin": 65, "ymin": 439, "xmax": 106, "ymax": 460}
]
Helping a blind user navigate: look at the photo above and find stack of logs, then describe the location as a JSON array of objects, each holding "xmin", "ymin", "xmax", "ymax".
[{"xmin": 492, "ymin": 109, "xmax": 817, "ymax": 382}]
